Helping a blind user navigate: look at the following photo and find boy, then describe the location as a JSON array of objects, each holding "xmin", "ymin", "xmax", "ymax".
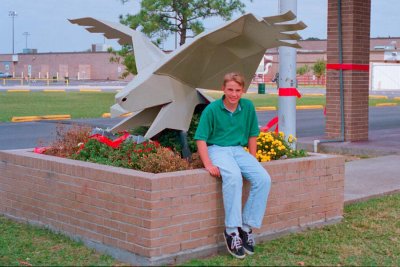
[{"xmin": 194, "ymin": 72, "xmax": 271, "ymax": 259}]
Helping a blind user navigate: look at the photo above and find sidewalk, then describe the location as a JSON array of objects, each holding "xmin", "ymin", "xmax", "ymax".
[
  {"xmin": 344, "ymin": 155, "xmax": 400, "ymax": 203},
  {"xmin": 298, "ymin": 128, "xmax": 400, "ymax": 204}
]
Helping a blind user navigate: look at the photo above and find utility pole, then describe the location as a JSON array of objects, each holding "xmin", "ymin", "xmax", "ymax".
[
  {"xmin": 23, "ymin": 32, "xmax": 30, "ymax": 49},
  {"xmin": 9, "ymin": 11, "xmax": 18, "ymax": 54},
  {"xmin": 278, "ymin": 0, "xmax": 298, "ymax": 147},
  {"xmin": 174, "ymin": 11, "xmax": 178, "ymax": 49}
]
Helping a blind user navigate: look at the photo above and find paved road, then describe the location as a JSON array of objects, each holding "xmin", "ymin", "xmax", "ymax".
[{"xmin": 0, "ymin": 106, "xmax": 399, "ymax": 150}]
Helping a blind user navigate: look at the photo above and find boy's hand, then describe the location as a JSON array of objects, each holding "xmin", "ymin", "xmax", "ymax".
[{"xmin": 205, "ymin": 164, "xmax": 221, "ymax": 178}]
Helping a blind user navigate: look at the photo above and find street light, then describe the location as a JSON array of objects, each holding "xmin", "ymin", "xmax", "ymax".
[
  {"xmin": 9, "ymin": 11, "xmax": 18, "ymax": 54},
  {"xmin": 23, "ymin": 32, "xmax": 30, "ymax": 49}
]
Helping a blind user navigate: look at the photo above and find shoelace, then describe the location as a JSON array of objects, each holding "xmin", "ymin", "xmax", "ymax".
[
  {"xmin": 231, "ymin": 235, "xmax": 243, "ymax": 250},
  {"xmin": 246, "ymin": 232, "xmax": 255, "ymax": 246}
]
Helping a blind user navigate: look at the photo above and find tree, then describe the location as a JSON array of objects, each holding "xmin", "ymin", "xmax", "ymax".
[
  {"xmin": 108, "ymin": 46, "xmax": 137, "ymax": 78},
  {"xmin": 312, "ymin": 59, "xmax": 326, "ymax": 78},
  {"xmin": 305, "ymin": 37, "xmax": 321, "ymax": 41},
  {"xmin": 120, "ymin": 0, "xmax": 248, "ymax": 47},
  {"xmin": 296, "ymin": 64, "xmax": 310, "ymax": 76}
]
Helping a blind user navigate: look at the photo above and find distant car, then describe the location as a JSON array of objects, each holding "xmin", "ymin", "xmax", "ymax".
[{"xmin": 0, "ymin": 72, "xmax": 12, "ymax": 78}]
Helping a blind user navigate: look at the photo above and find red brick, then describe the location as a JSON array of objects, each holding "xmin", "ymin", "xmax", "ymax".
[{"xmin": 160, "ymin": 244, "xmax": 181, "ymax": 255}]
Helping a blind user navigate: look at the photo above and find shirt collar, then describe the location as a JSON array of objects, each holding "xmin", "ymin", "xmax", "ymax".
[{"xmin": 220, "ymin": 95, "xmax": 242, "ymax": 113}]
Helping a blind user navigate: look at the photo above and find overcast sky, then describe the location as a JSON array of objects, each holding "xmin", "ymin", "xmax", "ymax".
[{"xmin": 1, "ymin": 0, "xmax": 399, "ymax": 54}]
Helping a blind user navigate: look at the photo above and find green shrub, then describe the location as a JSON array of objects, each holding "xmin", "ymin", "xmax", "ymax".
[
  {"xmin": 312, "ymin": 59, "xmax": 326, "ymax": 78},
  {"xmin": 297, "ymin": 64, "xmax": 310, "ymax": 75},
  {"xmin": 72, "ymin": 139, "xmax": 159, "ymax": 169}
]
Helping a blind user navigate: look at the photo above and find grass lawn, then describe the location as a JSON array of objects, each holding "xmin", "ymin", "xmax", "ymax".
[
  {"xmin": 183, "ymin": 193, "xmax": 400, "ymax": 266},
  {"xmin": 0, "ymin": 92, "xmax": 115, "ymax": 122},
  {"xmin": 0, "ymin": 216, "xmax": 123, "ymax": 266},
  {"xmin": 0, "ymin": 91, "xmax": 399, "ymax": 122},
  {"xmin": 0, "ymin": 194, "xmax": 399, "ymax": 266}
]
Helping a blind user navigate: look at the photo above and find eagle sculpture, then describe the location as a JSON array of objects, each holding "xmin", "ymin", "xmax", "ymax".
[{"xmin": 69, "ymin": 12, "xmax": 306, "ymax": 138}]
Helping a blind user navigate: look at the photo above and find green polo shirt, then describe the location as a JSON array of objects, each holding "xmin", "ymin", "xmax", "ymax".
[{"xmin": 194, "ymin": 96, "xmax": 260, "ymax": 146}]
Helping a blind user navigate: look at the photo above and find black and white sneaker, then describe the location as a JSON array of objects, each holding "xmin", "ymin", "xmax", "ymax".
[
  {"xmin": 238, "ymin": 227, "xmax": 255, "ymax": 255},
  {"xmin": 223, "ymin": 231, "xmax": 246, "ymax": 259}
]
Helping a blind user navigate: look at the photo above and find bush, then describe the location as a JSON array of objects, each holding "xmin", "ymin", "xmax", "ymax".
[
  {"xmin": 312, "ymin": 59, "xmax": 326, "ymax": 78},
  {"xmin": 72, "ymin": 139, "xmax": 159, "ymax": 169},
  {"xmin": 246, "ymin": 131, "xmax": 307, "ymax": 162},
  {"xmin": 42, "ymin": 123, "xmax": 202, "ymax": 173},
  {"xmin": 137, "ymin": 147, "xmax": 192, "ymax": 173},
  {"xmin": 297, "ymin": 64, "xmax": 310, "ymax": 76},
  {"xmin": 43, "ymin": 124, "xmax": 92, "ymax": 158}
]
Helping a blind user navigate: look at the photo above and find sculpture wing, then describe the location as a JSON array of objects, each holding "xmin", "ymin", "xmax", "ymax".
[
  {"xmin": 69, "ymin": 17, "xmax": 135, "ymax": 46},
  {"xmin": 69, "ymin": 17, "xmax": 165, "ymax": 72},
  {"xmin": 155, "ymin": 12, "xmax": 306, "ymax": 91}
]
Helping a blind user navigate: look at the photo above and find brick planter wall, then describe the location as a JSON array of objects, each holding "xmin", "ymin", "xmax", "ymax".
[{"xmin": 0, "ymin": 150, "xmax": 344, "ymax": 265}]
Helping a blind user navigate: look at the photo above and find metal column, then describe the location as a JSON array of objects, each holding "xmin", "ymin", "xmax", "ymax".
[{"xmin": 278, "ymin": 0, "xmax": 297, "ymax": 147}]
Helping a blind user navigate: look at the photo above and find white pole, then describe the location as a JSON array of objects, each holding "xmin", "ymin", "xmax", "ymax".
[{"xmin": 278, "ymin": 0, "xmax": 297, "ymax": 148}]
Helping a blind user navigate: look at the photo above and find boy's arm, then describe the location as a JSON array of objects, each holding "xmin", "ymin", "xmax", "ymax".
[
  {"xmin": 248, "ymin": 136, "xmax": 257, "ymax": 158},
  {"xmin": 196, "ymin": 140, "xmax": 221, "ymax": 177}
]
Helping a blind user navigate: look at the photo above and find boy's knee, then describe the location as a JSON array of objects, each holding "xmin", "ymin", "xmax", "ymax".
[
  {"xmin": 222, "ymin": 173, "xmax": 243, "ymax": 189},
  {"xmin": 256, "ymin": 169, "xmax": 271, "ymax": 189}
]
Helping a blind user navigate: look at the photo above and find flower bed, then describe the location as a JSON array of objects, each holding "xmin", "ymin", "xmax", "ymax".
[
  {"xmin": 0, "ymin": 148, "xmax": 344, "ymax": 265},
  {"xmin": 35, "ymin": 124, "xmax": 307, "ymax": 173}
]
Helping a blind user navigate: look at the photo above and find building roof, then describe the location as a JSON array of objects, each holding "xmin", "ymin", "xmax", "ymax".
[{"xmin": 266, "ymin": 37, "xmax": 400, "ymax": 53}]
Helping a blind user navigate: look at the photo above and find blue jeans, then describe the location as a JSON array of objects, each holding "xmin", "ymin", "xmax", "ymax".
[{"xmin": 208, "ymin": 145, "xmax": 271, "ymax": 229}]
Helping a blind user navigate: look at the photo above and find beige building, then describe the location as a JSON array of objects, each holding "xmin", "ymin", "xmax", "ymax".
[{"xmin": 0, "ymin": 51, "xmax": 127, "ymax": 81}]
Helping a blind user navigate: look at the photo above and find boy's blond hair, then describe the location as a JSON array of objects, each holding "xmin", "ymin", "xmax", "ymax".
[{"xmin": 223, "ymin": 72, "xmax": 245, "ymax": 88}]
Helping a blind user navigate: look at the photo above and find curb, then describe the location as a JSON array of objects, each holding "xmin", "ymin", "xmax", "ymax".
[
  {"xmin": 256, "ymin": 105, "xmax": 324, "ymax": 111},
  {"xmin": 303, "ymin": 93, "xmax": 324, "ymax": 96},
  {"xmin": 296, "ymin": 105, "xmax": 324, "ymax": 110},
  {"xmin": 101, "ymin": 112, "xmax": 133, "ymax": 118},
  {"xmin": 375, "ymin": 103, "xmax": 398, "ymax": 107},
  {"xmin": 7, "ymin": 89, "xmax": 30, "ymax": 92},
  {"xmin": 80, "ymin": 88, "xmax": 102, "ymax": 92},
  {"xmin": 11, "ymin": 115, "xmax": 71, "ymax": 122},
  {"xmin": 369, "ymin": 95, "xmax": 388, "ymax": 99},
  {"xmin": 42, "ymin": 89, "xmax": 65, "ymax": 92},
  {"xmin": 256, "ymin": 106, "xmax": 277, "ymax": 111}
]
